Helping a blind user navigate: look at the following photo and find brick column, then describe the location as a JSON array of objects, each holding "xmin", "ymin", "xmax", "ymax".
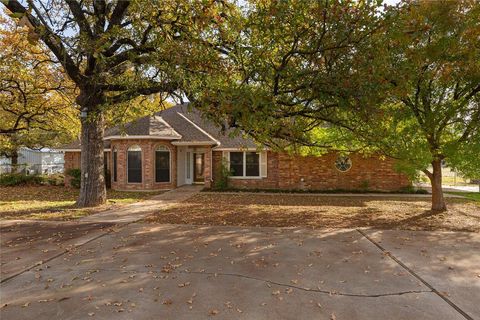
[{"xmin": 203, "ymin": 146, "xmax": 212, "ymax": 188}]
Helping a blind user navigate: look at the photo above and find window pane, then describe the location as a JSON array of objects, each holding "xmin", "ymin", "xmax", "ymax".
[
  {"xmin": 113, "ymin": 151, "xmax": 117, "ymax": 182},
  {"xmin": 103, "ymin": 153, "xmax": 108, "ymax": 172},
  {"xmin": 230, "ymin": 152, "xmax": 243, "ymax": 176},
  {"xmin": 127, "ymin": 151, "xmax": 142, "ymax": 183},
  {"xmin": 246, "ymin": 152, "xmax": 260, "ymax": 176},
  {"xmin": 155, "ymin": 151, "xmax": 170, "ymax": 182}
]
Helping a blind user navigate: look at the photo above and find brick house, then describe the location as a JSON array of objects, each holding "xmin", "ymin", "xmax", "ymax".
[{"xmin": 59, "ymin": 104, "xmax": 410, "ymax": 191}]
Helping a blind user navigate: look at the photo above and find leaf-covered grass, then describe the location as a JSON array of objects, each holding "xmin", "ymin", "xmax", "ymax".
[
  {"xmin": 447, "ymin": 192, "xmax": 480, "ymax": 203},
  {"xmin": 147, "ymin": 193, "xmax": 480, "ymax": 232},
  {"xmin": 0, "ymin": 186, "xmax": 164, "ymax": 220},
  {"xmin": 441, "ymin": 176, "xmax": 473, "ymax": 186}
]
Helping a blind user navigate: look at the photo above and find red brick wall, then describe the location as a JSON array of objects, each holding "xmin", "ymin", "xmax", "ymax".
[
  {"xmin": 110, "ymin": 139, "xmax": 176, "ymax": 191},
  {"xmin": 63, "ymin": 151, "xmax": 81, "ymax": 187},
  {"xmin": 212, "ymin": 151, "xmax": 410, "ymax": 191},
  {"xmin": 203, "ymin": 146, "xmax": 213, "ymax": 188},
  {"xmin": 64, "ymin": 151, "xmax": 112, "ymax": 187}
]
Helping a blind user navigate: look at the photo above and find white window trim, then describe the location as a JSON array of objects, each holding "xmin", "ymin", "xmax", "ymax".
[
  {"xmin": 154, "ymin": 146, "xmax": 172, "ymax": 183},
  {"xmin": 227, "ymin": 151, "xmax": 262, "ymax": 179}
]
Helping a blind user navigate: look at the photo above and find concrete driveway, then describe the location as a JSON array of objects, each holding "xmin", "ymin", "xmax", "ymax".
[{"xmin": 0, "ymin": 222, "xmax": 478, "ymax": 320}]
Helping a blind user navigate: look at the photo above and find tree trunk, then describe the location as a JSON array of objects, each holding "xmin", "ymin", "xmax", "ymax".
[
  {"xmin": 11, "ymin": 150, "xmax": 18, "ymax": 173},
  {"xmin": 76, "ymin": 92, "xmax": 107, "ymax": 207},
  {"xmin": 429, "ymin": 159, "xmax": 447, "ymax": 211}
]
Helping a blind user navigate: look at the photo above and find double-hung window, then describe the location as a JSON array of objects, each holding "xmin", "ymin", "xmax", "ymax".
[
  {"xmin": 127, "ymin": 145, "xmax": 142, "ymax": 183},
  {"xmin": 229, "ymin": 151, "xmax": 260, "ymax": 178},
  {"xmin": 155, "ymin": 146, "xmax": 170, "ymax": 183}
]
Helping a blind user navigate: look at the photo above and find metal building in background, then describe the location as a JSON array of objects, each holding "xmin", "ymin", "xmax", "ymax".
[{"xmin": 0, "ymin": 148, "xmax": 64, "ymax": 175}]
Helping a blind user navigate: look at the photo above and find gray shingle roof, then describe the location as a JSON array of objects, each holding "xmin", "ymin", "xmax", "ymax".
[
  {"xmin": 105, "ymin": 115, "xmax": 181, "ymax": 139},
  {"xmin": 170, "ymin": 104, "xmax": 257, "ymax": 149},
  {"xmin": 160, "ymin": 106, "xmax": 216, "ymax": 143},
  {"xmin": 58, "ymin": 103, "xmax": 258, "ymax": 150}
]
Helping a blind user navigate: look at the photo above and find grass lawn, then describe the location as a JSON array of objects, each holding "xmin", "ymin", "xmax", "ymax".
[
  {"xmin": 447, "ymin": 192, "xmax": 480, "ymax": 203},
  {"xmin": 441, "ymin": 176, "xmax": 473, "ymax": 186},
  {"xmin": 0, "ymin": 186, "xmax": 164, "ymax": 220},
  {"xmin": 146, "ymin": 193, "xmax": 480, "ymax": 232}
]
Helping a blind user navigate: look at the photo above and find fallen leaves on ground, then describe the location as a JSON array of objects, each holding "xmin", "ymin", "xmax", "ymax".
[
  {"xmin": 146, "ymin": 194, "xmax": 480, "ymax": 232},
  {"xmin": 0, "ymin": 186, "xmax": 164, "ymax": 220}
]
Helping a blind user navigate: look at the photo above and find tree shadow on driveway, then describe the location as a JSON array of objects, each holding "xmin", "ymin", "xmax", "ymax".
[{"xmin": 1, "ymin": 223, "xmax": 475, "ymax": 320}]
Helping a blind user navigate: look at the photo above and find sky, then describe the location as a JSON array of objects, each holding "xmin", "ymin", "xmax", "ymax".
[{"xmin": 384, "ymin": 0, "xmax": 401, "ymax": 5}]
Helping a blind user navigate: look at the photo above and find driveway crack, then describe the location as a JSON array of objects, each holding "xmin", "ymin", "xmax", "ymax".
[
  {"xmin": 356, "ymin": 228, "xmax": 474, "ymax": 320},
  {"xmin": 183, "ymin": 270, "xmax": 433, "ymax": 298},
  {"xmin": 87, "ymin": 267, "xmax": 433, "ymax": 298}
]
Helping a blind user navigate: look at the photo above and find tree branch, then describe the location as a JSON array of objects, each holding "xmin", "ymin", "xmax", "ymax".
[{"xmin": 3, "ymin": 0, "xmax": 85, "ymax": 84}]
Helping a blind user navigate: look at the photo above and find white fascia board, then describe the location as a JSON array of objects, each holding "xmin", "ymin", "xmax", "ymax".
[
  {"xmin": 55, "ymin": 149, "xmax": 111, "ymax": 152},
  {"xmin": 104, "ymin": 135, "xmax": 182, "ymax": 140},
  {"xmin": 172, "ymin": 141, "xmax": 217, "ymax": 146},
  {"xmin": 213, "ymin": 147, "xmax": 268, "ymax": 151}
]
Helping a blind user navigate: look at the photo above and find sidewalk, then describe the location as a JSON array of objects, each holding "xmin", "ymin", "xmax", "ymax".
[
  {"xmin": 79, "ymin": 185, "xmax": 202, "ymax": 223},
  {"xmin": 201, "ymin": 191, "xmax": 466, "ymax": 198},
  {"xmin": 416, "ymin": 183, "xmax": 480, "ymax": 193}
]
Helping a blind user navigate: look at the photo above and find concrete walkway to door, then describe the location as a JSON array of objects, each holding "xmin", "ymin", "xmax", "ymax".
[{"xmin": 80, "ymin": 185, "xmax": 203, "ymax": 224}]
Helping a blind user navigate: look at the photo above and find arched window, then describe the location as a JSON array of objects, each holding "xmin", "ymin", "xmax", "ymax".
[
  {"xmin": 155, "ymin": 145, "xmax": 170, "ymax": 183},
  {"xmin": 112, "ymin": 147, "xmax": 118, "ymax": 182},
  {"xmin": 127, "ymin": 145, "xmax": 142, "ymax": 183}
]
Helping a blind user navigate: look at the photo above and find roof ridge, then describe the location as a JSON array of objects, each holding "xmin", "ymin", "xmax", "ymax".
[
  {"xmin": 150, "ymin": 115, "xmax": 182, "ymax": 138},
  {"xmin": 176, "ymin": 112, "xmax": 220, "ymax": 145}
]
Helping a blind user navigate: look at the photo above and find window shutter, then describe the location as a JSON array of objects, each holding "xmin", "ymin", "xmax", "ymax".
[
  {"xmin": 260, "ymin": 151, "xmax": 267, "ymax": 178},
  {"xmin": 222, "ymin": 151, "xmax": 230, "ymax": 169}
]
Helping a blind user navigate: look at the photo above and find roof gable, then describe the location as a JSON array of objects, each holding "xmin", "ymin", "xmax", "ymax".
[
  {"xmin": 166, "ymin": 104, "xmax": 257, "ymax": 149},
  {"xmin": 58, "ymin": 103, "xmax": 259, "ymax": 151},
  {"xmin": 104, "ymin": 114, "xmax": 181, "ymax": 139}
]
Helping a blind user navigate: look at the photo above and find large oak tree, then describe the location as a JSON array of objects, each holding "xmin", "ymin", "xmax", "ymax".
[
  {"xmin": 383, "ymin": 0, "xmax": 479, "ymax": 210},
  {"xmin": 190, "ymin": 0, "xmax": 479, "ymax": 211},
  {"xmin": 2, "ymin": 0, "xmax": 236, "ymax": 206},
  {"xmin": 189, "ymin": 0, "xmax": 389, "ymax": 147},
  {"xmin": 316, "ymin": 1, "xmax": 480, "ymax": 211}
]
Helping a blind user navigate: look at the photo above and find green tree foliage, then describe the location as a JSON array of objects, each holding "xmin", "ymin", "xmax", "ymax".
[
  {"xmin": 190, "ymin": 0, "xmax": 480, "ymax": 211},
  {"xmin": 188, "ymin": 0, "xmax": 389, "ymax": 150},
  {"xmin": 328, "ymin": 1, "xmax": 480, "ymax": 211}
]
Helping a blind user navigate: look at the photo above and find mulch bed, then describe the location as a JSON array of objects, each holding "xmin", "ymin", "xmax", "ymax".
[{"xmin": 146, "ymin": 193, "xmax": 480, "ymax": 232}]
